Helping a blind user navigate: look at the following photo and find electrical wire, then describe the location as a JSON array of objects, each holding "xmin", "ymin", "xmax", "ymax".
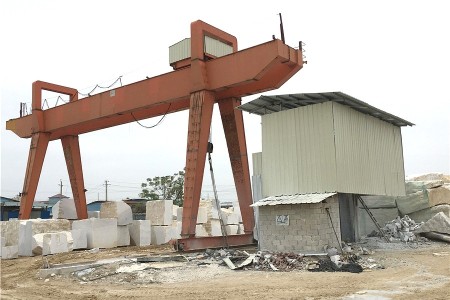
[
  {"xmin": 131, "ymin": 103, "xmax": 172, "ymax": 129},
  {"xmin": 78, "ymin": 76, "xmax": 123, "ymax": 97}
]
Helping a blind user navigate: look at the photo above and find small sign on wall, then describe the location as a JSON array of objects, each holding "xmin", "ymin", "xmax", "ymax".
[{"xmin": 276, "ymin": 215, "xmax": 289, "ymax": 226}]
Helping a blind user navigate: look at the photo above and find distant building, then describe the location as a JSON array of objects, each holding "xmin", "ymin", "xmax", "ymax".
[
  {"xmin": 1, "ymin": 196, "xmax": 50, "ymax": 220},
  {"xmin": 47, "ymin": 193, "xmax": 70, "ymax": 206}
]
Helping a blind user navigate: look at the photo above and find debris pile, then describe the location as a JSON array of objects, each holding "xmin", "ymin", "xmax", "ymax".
[{"xmin": 381, "ymin": 215, "xmax": 424, "ymax": 242}]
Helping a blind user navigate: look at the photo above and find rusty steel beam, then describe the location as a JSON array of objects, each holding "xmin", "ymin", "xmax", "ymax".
[
  {"xmin": 218, "ymin": 97, "xmax": 254, "ymax": 233},
  {"xmin": 177, "ymin": 234, "xmax": 255, "ymax": 251}
]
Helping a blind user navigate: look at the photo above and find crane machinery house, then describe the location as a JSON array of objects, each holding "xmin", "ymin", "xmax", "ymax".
[{"xmin": 239, "ymin": 92, "xmax": 413, "ymax": 252}]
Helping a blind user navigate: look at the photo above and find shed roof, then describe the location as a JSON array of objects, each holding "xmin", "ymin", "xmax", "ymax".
[
  {"xmin": 251, "ymin": 192, "xmax": 337, "ymax": 207},
  {"xmin": 238, "ymin": 92, "xmax": 413, "ymax": 127}
]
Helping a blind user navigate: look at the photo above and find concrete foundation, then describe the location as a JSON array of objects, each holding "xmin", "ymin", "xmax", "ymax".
[
  {"xmin": 129, "ymin": 220, "xmax": 151, "ymax": 247},
  {"xmin": 146, "ymin": 200, "xmax": 173, "ymax": 226},
  {"xmin": 72, "ymin": 218, "xmax": 118, "ymax": 249},
  {"xmin": 100, "ymin": 201, "xmax": 133, "ymax": 225}
]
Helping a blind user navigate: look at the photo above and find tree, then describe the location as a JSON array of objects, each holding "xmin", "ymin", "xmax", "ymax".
[{"xmin": 139, "ymin": 170, "xmax": 185, "ymax": 206}]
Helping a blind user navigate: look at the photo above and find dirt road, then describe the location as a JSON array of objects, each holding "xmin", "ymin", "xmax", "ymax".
[{"xmin": 1, "ymin": 243, "xmax": 449, "ymax": 300}]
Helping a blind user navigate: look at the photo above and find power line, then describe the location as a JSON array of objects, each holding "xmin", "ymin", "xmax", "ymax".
[{"xmin": 131, "ymin": 103, "xmax": 172, "ymax": 129}]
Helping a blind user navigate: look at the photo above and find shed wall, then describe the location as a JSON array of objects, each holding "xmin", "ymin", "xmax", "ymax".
[
  {"xmin": 261, "ymin": 102, "xmax": 337, "ymax": 196},
  {"xmin": 258, "ymin": 195, "xmax": 341, "ymax": 252}
]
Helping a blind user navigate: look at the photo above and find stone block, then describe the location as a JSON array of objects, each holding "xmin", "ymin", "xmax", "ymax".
[
  {"xmin": 197, "ymin": 207, "xmax": 208, "ymax": 224},
  {"xmin": 151, "ymin": 225, "xmax": 176, "ymax": 245},
  {"xmin": 415, "ymin": 212, "xmax": 450, "ymax": 235},
  {"xmin": 221, "ymin": 209, "xmax": 239, "ymax": 225},
  {"xmin": 19, "ymin": 221, "xmax": 33, "ymax": 256},
  {"xmin": 129, "ymin": 220, "xmax": 151, "ymax": 247},
  {"xmin": 1, "ymin": 245, "xmax": 18, "ymax": 259},
  {"xmin": 72, "ymin": 218, "xmax": 118, "ymax": 249},
  {"xmin": 146, "ymin": 200, "xmax": 173, "ymax": 225},
  {"xmin": 225, "ymin": 225, "xmax": 239, "ymax": 235},
  {"xmin": 100, "ymin": 201, "xmax": 133, "ymax": 225},
  {"xmin": 233, "ymin": 205, "xmax": 243, "ymax": 223},
  {"xmin": 195, "ymin": 224, "xmax": 209, "ymax": 237},
  {"xmin": 71, "ymin": 229, "xmax": 87, "ymax": 249},
  {"xmin": 32, "ymin": 232, "xmax": 72, "ymax": 255},
  {"xmin": 172, "ymin": 221, "xmax": 182, "ymax": 239},
  {"xmin": 20, "ymin": 219, "xmax": 71, "ymax": 255},
  {"xmin": 408, "ymin": 204, "xmax": 450, "ymax": 223},
  {"xmin": 396, "ymin": 191, "xmax": 429, "ymax": 215},
  {"xmin": 117, "ymin": 225, "xmax": 130, "ymax": 246},
  {"xmin": 199, "ymin": 200, "xmax": 220, "ymax": 219},
  {"xmin": 406, "ymin": 180, "xmax": 444, "ymax": 194},
  {"xmin": 237, "ymin": 223, "xmax": 245, "ymax": 234},
  {"xmin": 0, "ymin": 220, "xmax": 20, "ymax": 246},
  {"xmin": 1, "ymin": 236, "xmax": 5, "ymax": 247},
  {"xmin": 172, "ymin": 205, "xmax": 179, "ymax": 220},
  {"xmin": 176, "ymin": 207, "xmax": 183, "ymax": 221},
  {"xmin": 210, "ymin": 220, "xmax": 224, "ymax": 236},
  {"xmin": 88, "ymin": 211, "xmax": 100, "ymax": 218},
  {"xmin": 427, "ymin": 185, "xmax": 450, "ymax": 207},
  {"xmin": 52, "ymin": 198, "xmax": 78, "ymax": 219},
  {"xmin": 359, "ymin": 195, "xmax": 397, "ymax": 209}
]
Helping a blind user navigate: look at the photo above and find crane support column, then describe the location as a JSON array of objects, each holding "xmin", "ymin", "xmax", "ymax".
[
  {"xmin": 61, "ymin": 135, "xmax": 88, "ymax": 219},
  {"xmin": 219, "ymin": 97, "xmax": 254, "ymax": 233},
  {"xmin": 19, "ymin": 132, "xmax": 50, "ymax": 219},
  {"xmin": 181, "ymin": 90, "xmax": 215, "ymax": 237}
]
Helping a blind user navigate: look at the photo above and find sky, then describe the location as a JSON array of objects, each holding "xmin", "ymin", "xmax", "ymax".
[{"xmin": 1, "ymin": 0, "xmax": 449, "ymax": 203}]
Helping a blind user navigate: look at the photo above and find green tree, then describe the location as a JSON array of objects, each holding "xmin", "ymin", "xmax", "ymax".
[{"xmin": 139, "ymin": 170, "xmax": 185, "ymax": 206}]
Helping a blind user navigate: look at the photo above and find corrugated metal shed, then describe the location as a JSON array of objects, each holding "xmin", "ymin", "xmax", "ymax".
[
  {"xmin": 251, "ymin": 192, "xmax": 337, "ymax": 207},
  {"xmin": 238, "ymin": 92, "xmax": 413, "ymax": 127}
]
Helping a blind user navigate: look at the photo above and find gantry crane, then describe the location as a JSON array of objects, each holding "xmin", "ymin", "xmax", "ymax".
[{"xmin": 6, "ymin": 20, "xmax": 304, "ymax": 250}]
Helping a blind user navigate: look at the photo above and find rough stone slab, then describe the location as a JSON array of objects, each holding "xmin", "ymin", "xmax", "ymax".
[
  {"xmin": 406, "ymin": 180, "xmax": 444, "ymax": 194},
  {"xmin": 408, "ymin": 205, "xmax": 450, "ymax": 223},
  {"xmin": 225, "ymin": 225, "xmax": 239, "ymax": 235},
  {"xmin": 100, "ymin": 201, "xmax": 133, "ymax": 225},
  {"xmin": 19, "ymin": 221, "xmax": 33, "ymax": 256},
  {"xmin": 146, "ymin": 200, "xmax": 173, "ymax": 225},
  {"xmin": 151, "ymin": 225, "xmax": 175, "ymax": 245},
  {"xmin": 427, "ymin": 185, "xmax": 450, "ymax": 207},
  {"xmin": 359, "ymin": 195, "xmax": 397, "ymax": 209},
  {"xmin": 72, "ymin": 218, "xmax": 118, "ymax": 249},
  {"xmin": 415, "ymin": 212, "xmax": 450, "ymax": 234},
  {"xmin": 196, "ymin": 207, "xmax": 208, "ymax": 224},
  {"xmin": 52, "ymin": 198, "xmax": 77, "ymax": 220},
  {"xmin": 358, "ymin": 207, "xmax": 399, "ymax": 237},
  {"xmin": 32, "ymin": 232, "xmax": 71, "ymax": 255},
  {"xmin": 0, "ymin": 220, "xmax": 20, "ymax": 246},
  {"xmin": 195, "ymin": 224, "xmax": 209, "ymax": 237},
  {"xmin": 71, "ymin": 228, "xmax": 87, "ymax": 249},
  {"xmin": 129, "ymin": 220, "xmax": 151, "ymax": 247},
  {"xmin": 172, "ymin": 205, "xmax": 179, "ymax": 220},
  {"xmin": 1, "ymin": 245, "xmax": 18, "ymax": 259},
  {"xmin": 88, "ymin": 211, "xmax": 100, "ymax": 218},
  {"xmin": 396, "ymin": 191, "xmax": 429, "ymax": 215},
  {"xmin": 117, "ymin": 225, "xmax": 130, "ymax": 246}
]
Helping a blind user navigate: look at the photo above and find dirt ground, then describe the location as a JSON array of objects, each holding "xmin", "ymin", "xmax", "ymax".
[{"xmin": 1, "ymin": 241, "xmax": 449, "ymax": 300}]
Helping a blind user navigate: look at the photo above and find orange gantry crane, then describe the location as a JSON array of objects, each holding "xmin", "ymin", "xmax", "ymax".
[{"xmin": 6, "ymin": 20, "xmax": 303, "ymax": 250}]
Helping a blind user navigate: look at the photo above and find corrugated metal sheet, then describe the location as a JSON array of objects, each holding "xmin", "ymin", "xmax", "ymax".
[
  {"xmin": 204, "ymin": 36, "xmax": 233, "ymax": 57},
  {"xmin": 238, "ymin": 92, "xmax": 413, "ymax": 127},
  {"xmin": 169, "ymin": 37, "xmax": 233, "ymax": 64},
  {"xmin": 251, "ymin": 192, "xmax": 337, "ymax": 207},
  {"xmin": 261, "ymin": 101, "xmax": 337, "ymax": 197},
  {"xmin": 252, "ymin": 152, "xmax": 262, "ymax": 176}
]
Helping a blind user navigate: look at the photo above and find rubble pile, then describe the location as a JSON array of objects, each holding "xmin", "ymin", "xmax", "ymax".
[{"xmin": 381, "ymin": 215, "xmax": 424, "ymax": 242}]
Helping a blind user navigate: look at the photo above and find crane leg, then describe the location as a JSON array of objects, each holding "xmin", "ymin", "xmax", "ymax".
[
  {"xmin": 218, "ymin": 97, "xmax": 254, "ymax": 233},
  {"xmin": 19, "ymin": 132, "xmax": 50, "ymax": 219},
  {"xmin": 61, "ymin": 135, "xmax": 88, "ymax": 219},
  {"xmin": 181, "ymin": 91, "xmax": 215, "ymax": 237}
]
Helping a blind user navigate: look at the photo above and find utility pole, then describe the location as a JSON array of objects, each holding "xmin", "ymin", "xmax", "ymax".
[
  {"xmin": 59, "ymin": 179, "xmax": 63, "ymax": 195},
  {"xmin": 105, "ymin": 180, "xmax": 110, "ymax": 201}
]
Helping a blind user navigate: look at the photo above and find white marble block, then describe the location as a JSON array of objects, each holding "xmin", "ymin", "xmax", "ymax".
[
  {"xmin": 71, "ymin": 228, "xmax": 87, "ymax": 249},
  {"xmin": 19, "ymin": 221, "xmax": 32, "ymax": 256},
  {"xmin": 32, "ymin": 232, "xmax": 71, "ymax": 255},
  {"xmin": 222, "ymin": 210, "xmax": 239, "ymax": 225},
  {"xmin": 196, "ymin": 207, "xmax": 208, "ymax": 224},
  {"xmin": 88, "ymin": 211, "xmax": 100, "ymax": 218},
  {"xmin": 117, "ymin": 225, "xmax": 130, "ymax": 246},
  {"xmin": 72, "ymin": 218, "xmax": 118, "ymax": 249},
  {"xmin": 52, "ymin": 198, "xmax": 78, "ymax": 220},
  {"xmin": 225, "ymin": 225, "xmax": 239, "ymax": 235},
  {"xmin": 0, "ymin": 220, "xmax": 20, "ymax": 247},
  {"xmin": 146, "ymin": 200, "xmax": 173, "ymax": 225},
  {"xmin": 172, "ymin": 205, "xmax": 179, "ymax": 220},
  {"xmin": 100, "ymin": 201, "xmax": 133, "ymax": 225},
  {"xmin": 1, "ymin": 236, "xmax": 5, "ymax": 247},
  {"xmin": 173, "ymin": 221, "xmax": 182, "ymax": 239},
  {"xmin": 1, "ymin": 245, "xmax": 19, "ymax": 259},
  {"xmin": 233, "ymin": 205, "xmax": 243, "ymax": 223},
  {"xmin": 210, "ymin": 220, "xmax": 224, "ymax": 236},
  {"xmin": 129, "ymin": 220, "xmax": 151, "ymax": 247},
  {"xmin": 237, "ymin": 223, "xmax": 245, "ymax": 234},
  {"xmin": 151, "ymin": 225, "xmax": 176, "ymax": 245},
  {"xmin": 195, "ymin": 224, "xmax": 209, "ymax": 237},
  {"xmin": 176, "ymin": 207, "xmax": 183, "ymax": 222}
]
